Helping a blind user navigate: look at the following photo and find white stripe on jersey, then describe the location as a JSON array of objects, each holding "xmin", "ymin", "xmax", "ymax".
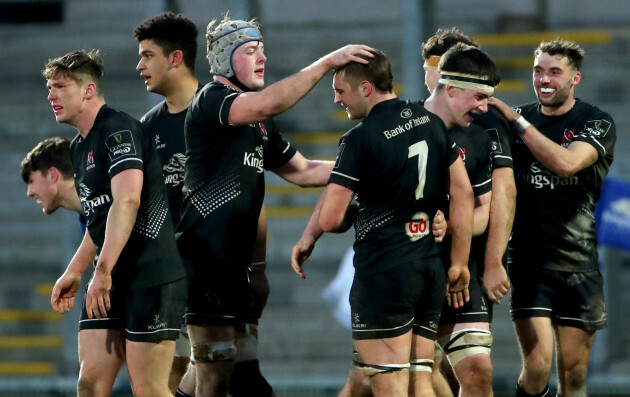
[
  {"xmin": 219, "ymin": 92, "xmax": 240, "ymax": 126},
  {"xmin": 109, "ymin": 157, "xmax": 143, "ymax": 173},
  {"xmin": 584, "ymin": 135, "xmax": 606, "ymax": 154},
  {"xmin": 473, "ymin": 178, "xmax": 492, "ymax": 189},
  {"xmin": 331, "ymin": 170, "xmax": 359, "ymax": 182}
]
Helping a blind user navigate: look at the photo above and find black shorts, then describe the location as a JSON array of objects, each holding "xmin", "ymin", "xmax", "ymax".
[
  {"xmin": 79, "ymin": 277, "xmax": 187, "ymax": 342},
  {"xmin": 509, "ymin": 266, "xmax": 607, "ymax": 332},
  {"xmin": 440, "ymin": 259, "xmax": 492, "ymax": 324},
  {"xmin": 350, "ymin": 256, "xmax": 445, "ymax": 341},
  {"xmin": 184, "ymin": 259, "xmax": 253, "ymax": 327}
]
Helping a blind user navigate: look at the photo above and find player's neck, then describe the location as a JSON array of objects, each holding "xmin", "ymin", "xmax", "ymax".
[
  {"xmin": 164, "ymin": 75, "xmax": 199, "ymax": 114},
  {"xmin": 74, "ymin": 100, "xmax": 106, "ymax": 138},
  {"xmin": 424, "ymin": 93, "xmax": 454, "ymax": 129},
  {"xmin": 540, "ymin": 96, "xmax": 576, "ymax": 117},
  {"xmin": 366, "ymin": 92, "xmax": 397, "ymax": 116},
  {"xmin": 59, "ymin": 179, "xmax": 83, "ymax": 214}
]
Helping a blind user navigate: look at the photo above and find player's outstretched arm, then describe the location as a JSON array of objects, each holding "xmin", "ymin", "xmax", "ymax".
[
  {"xmin": 51, "ymin": 229, "xmax": 96, "ymax": 313},
  {"xmin": 488, "ymin": 97, "xmax": 598, "ymax": 177},
  {"xmin": 273, "ymin": 152, "xmax": 334, "ymax": 188},
  {"xmin": 228, "ymin": 45, "xmax": 374, "ymax": 125}
]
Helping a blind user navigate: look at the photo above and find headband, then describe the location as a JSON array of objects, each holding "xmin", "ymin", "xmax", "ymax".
[
  {"xmin": 438, "ymin": 71, "xmax": 495, "ymax": 94},
  {"xmin": 423, "ymin": 55, "xmax": 441, "ymax": 69}
]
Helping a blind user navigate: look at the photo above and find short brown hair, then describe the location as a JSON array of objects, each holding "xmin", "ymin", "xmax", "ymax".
[
  {"xmin": 20, "ymin": 137, "xmax": 73, "ymax": 183},
  {"xmin": 42, "ymin": 50, "xmax": 105, "ymax": 95},
  {"xmin": 535, "ymin": 39, "xmax": 585, "ymax": 70},
  {"xmin": 421, "ymin": 27, "xmax": 479, "ymax": 60},
  {"xmin": 335, "ymin": 49, "xmax": 393, "ymax": 93}
]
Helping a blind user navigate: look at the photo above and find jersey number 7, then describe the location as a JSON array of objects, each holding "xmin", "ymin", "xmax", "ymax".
[{"xmin": 408, "ymin": 141, "xmax": 428, "ymax": 199}]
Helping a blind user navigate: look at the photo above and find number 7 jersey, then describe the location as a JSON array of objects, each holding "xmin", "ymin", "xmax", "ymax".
[{"xmin": 329, "ymin": 98, "xmax": 460, "ymax": 276}]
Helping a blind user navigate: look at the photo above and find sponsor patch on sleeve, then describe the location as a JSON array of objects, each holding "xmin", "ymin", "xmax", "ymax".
[
  {"xmin": 334, "ymin": 142, "xmax": 346, "ymax": 169},
  {"xmin": 105, "ymin": 130, "xmax": 137, "ymax": 162},
  {"xmin": 486, "ymin": 128, "xmax": 502, "ymax": 155},
  {"xmin": 583, "ymin": 119, "xmax": 611, "ymax": 138}
]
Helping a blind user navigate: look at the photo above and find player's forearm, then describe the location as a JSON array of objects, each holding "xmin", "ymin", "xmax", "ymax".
[
  {"xmin": 66, "ymin": 230, "xmax": 97, "ymax": 275},
  {"xmin": 287, "ymin": 160, "xmax": 335, "ymax": 188},
  {"xmin": 484, "ymin": 169, "xmax": 516, "ymax": 267},
  {"xmin": 303, "ymin": 188, "xmax": 327, "ymax": 242},
  {"xmin": 98, "ymin": 199, "xmax": 139, "ymax": 273},
  {"xmin": 472, "ymin": 201, "xmax": 490, "ymax": 236},
  {"xmin": 449, "ymin": 191, "xmax": 474, "ymax": 268},
  {"xmin": 517, "ymin": 123, "xmax": 578, "ymax": 177},
  {"xmin": 247, "ymin": 62, "xmax": 332, "ymax": 121}
]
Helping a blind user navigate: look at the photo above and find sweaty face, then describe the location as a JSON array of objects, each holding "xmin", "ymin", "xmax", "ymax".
[
  {"xmin": 533, "ymin": 52, "xmax": 579, "ymax": 112},
  {"xmin": 137, "ymin": 39, "xmax": 173, "ymax": 95},
  {"xmin": 46, "ymin": 74, "xmax": 87, "ymax": 126},
  {"xmin": 333, "ymin": 71, "xmax": 366, "ymax": 120},
  {"xmin": 449, "ymin": 87, "xmax": 489, "ymax": 128},
  {"xmin": 26, "ymin": 170, "xmax": 59, "ymax": 215},
  {"xmin": 423, "ymin": 65, "xmax": 440, "ymax": 94},
  {"xmin": 232, "ymin": 41, "xmax": 266, "ymax": 91}
]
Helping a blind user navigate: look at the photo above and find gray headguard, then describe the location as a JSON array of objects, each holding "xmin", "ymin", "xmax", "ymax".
[{"xmin": 207, "ymin": 20, "xmax": 263, "ymax": 78}]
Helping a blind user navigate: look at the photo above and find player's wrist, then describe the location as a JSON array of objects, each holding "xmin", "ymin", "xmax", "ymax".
[{"xmin": 513, "ymin": 115, "xmax": 531, "ymax": 134}]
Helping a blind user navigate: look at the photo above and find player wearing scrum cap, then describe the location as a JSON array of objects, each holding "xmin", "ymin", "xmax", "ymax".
[
  {"xmin": 175, "ymin": 13, "xmax": 373, "ymax": 397},
  {"xmin": 489, "ymin": 39, "xmax": 616, "ymax": 397},
  {"xmin": 133, "ymin": 12, "xmax": 274, "ymax": 397}
]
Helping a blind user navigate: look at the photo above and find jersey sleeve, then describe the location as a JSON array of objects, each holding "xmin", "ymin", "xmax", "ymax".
[
  {"xmin": 476, "ymin": 106, "xmax": 514, "ymax": 169},
  {"xmin": 573, "ymin": 110, "xmax": 616, "ymax": 161},
  {"xmin": 105, "ymin": 125, "xmax": 145, "ymax": 178},
  {"xmin": 197, "ymin": 83, "xmax": 241, "ymax": 127},
  {"xmin": 262, "ymin": 119, "xmax": 298, "ymax": 170},
  {"xmin": 471, "ymin": 145, "xmax": 493, "ymax": 197},
  {"xmin": 328, "ymin": 128, "xmax": 365, "ymax": 192},
  {"xmin": 446, "ymin": 133, "xmax": 460, "ymax": 167}
]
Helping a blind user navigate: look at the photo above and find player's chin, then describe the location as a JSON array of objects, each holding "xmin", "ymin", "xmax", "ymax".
[{"xmin": 42, "ymin": 205, "xmax": 58, "ymax": 215}]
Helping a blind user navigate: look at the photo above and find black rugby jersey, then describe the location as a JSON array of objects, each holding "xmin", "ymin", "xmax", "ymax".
[
  {"xmin": 70, "ymin": 105, "xmax": 185, "ymax": 288},
  {"xmin": 140, "ymin": 85, "xmax": 202, "ymax": 226},
  {"xmin": 329, "ymin": 98, "xmax": 459, "ymax": 276},
  {"xmin": 473, "ymin": 105, "xmax": 514, "ymax": 170},
  {"xmin": 450, "ymin": 124, "xmax": 493, "ymax": 198},
  {"xmin": 177, "ymin": 82, "xmax": 296, "ymax": 268},
  {"xmin": 511, "ymin": 99, "xmax": 616, "ymax": 271}
]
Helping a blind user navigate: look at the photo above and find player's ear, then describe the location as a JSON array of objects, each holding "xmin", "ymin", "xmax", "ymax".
[
  {"xmin": 445, "ymin": 84, "xmax": 457, "ymax": 98},
  {"xmin": 83, "ymin": 82, "xmax": 97, "ymax": 100},
  {"xmin": 48, "ymin": 166, "xmax": 60, "ymax": 183},
  {"xmin": 170, "ymin": 50, "xmax": 184, "ymax": 68},
  {"xmin": 572, "ymin": 70, "xmax": 581, "ymax": 86},
  {"xmin": 361, "ymin": 80, "xmax": 373, "ymax": 97}
]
